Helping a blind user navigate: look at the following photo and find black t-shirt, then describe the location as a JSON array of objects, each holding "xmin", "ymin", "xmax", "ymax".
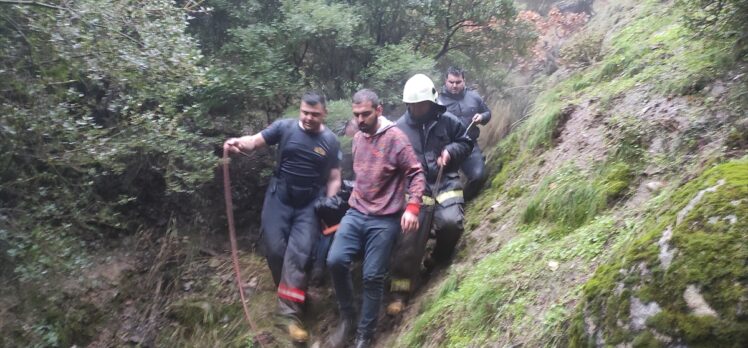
[{"xmin": 261, "ymin": 119, "xmax": 341, "ymax": 184}]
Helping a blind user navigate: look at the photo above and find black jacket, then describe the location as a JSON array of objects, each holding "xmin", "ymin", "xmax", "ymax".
[
  {"xmin": 396, "ymin": 105, "xmax": 473, "ymax": 197},
  {"xmin": 438, "ymin": 87, "xmax": 491, "ymax": 140}
]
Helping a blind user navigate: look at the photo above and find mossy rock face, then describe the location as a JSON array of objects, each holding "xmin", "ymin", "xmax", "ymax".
[{"xmin": 569, "ymin": 158, "xmax": 748, "ymax": 347}]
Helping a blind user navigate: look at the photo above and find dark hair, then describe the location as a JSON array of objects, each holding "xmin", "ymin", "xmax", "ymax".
[
  {"xmin": 445, "ymin": 66, "xmax": 465, "ymax": 79},
  {"xmin": 302, "ymin": 91, "xmax": 327, "ymax": 109},
  {"xmin": 352, "ymin": 88, "xmax": 380, "ymax": 107}
]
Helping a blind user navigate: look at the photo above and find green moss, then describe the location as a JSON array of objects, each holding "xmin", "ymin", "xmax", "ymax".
[
  {"xmin": 597, "ymin": 162, "xmax": 635, "ymax": 201},
  {"xmin": 569, "ymin": 158, "xmax": 748, "ymax": 346},
  {"xmin": 631, "ymin": 331, "xmax": 663, "ymax": 348}
]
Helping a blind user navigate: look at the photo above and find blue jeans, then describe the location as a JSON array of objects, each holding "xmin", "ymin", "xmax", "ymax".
[{"xmin": 327, "ymin": 208, "xmax": 400, "ymax": 339}]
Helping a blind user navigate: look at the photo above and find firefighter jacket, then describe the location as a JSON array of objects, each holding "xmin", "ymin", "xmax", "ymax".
[{"xmin": 396, "ymin": 105, "xmax": 473, "ymax": 204}]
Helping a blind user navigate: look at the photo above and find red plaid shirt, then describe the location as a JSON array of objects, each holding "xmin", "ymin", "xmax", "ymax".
[{"xmin": 349, "ymin": 118, "xmax": 425, "ymax": 216}]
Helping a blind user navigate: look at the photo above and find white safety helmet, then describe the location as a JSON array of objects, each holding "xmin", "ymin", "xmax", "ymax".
[{"xmin": 402, "ymin": 73, "xmax": 438, "ymax": 103}]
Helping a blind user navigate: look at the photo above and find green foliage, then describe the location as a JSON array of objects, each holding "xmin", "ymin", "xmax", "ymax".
[
  {"xmin": 725, "ymin": 120, "xmax": 748, "ymax": 150},
  {"xmin": 190, "ymin": 0, "xmax": 532, "ymax": 104},
  {"xmin": 360, "ymin": 43, "xmax": 436, "ymax": 105},
  {"xmin": 282, "ymin": 0, "xmax": 360, "ymax": 42},
  {"xmin": 521, "ymin": 158, "xmax": 635, "ymax": 235},
  {"xmin": 559, "ymin": 31, "xmax": 604, "ymax": 69},
  {"xmin": 606, "ymin": 114, "xmax": 647, "ymax": 164},
  {"xmin": 569, "ymin": 2, "xmax": 734, "ymax": 99},
  {"xmin": 0, "ymin": 0, "xmax": 215, "ymax": 283},
  {"xmin": 677, "ymin": 0, "xmax": 748, "ymax": 57},
  {"xmin": 1, "ymin": 288, "xmax": 108, "ymax": 347},
  {"xmin": 488, "ymin": 132, "xmax": 522, "ymax": 190},
  {"xmin": 324, "ymin": 99, "xmax": 355, "ymax": 128},
  {"xmin": 202, "ymin": 24, "xmax": 296, "ymax": 119},
  {"xmin": 2, "ymin": 223, "xmax": 87, "ymax": 282}
]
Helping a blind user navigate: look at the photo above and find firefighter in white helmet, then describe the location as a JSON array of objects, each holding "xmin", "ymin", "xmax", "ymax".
[{"xmin": 388, "ymin": 73, "xmax": 473, "ymax": 315}]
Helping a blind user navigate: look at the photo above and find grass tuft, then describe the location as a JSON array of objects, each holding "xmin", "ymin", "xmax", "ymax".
[{"xmin": 522, "ymin": 166, "xmax": 607, "ymax": 235}]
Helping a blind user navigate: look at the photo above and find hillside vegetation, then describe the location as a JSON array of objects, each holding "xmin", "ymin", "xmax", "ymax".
[
  {"xmin": 1, "ymin": 0, "xmax": 746, "ymax": 347},
  {"xmin": 386, "ymin": 0, "xmax": 747, "ymax": 347}
]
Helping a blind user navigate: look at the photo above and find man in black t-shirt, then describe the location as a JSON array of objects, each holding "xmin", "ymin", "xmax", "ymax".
[{"xmin": 224, "ymin": 92, "xmax": 341, "ymax": 343}]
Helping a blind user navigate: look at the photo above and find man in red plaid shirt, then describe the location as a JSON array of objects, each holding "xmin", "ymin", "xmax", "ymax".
[{"xmin": 326, "ymin": 89, "xmax": 426, "ymax": 348}]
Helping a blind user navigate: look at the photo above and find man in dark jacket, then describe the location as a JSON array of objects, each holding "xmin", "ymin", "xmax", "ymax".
[
  {"xmin": 387, "ymin": 74, "xmax": 473, "ymax": 315},
  {"xmin": 438, "ymin": 66, "xmax": 491, "ymax": 201}
]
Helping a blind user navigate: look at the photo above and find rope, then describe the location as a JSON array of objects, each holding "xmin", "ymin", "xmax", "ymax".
[{"xmin": 222, "ymin": 148, "xmax": 266, "ymax": 348}]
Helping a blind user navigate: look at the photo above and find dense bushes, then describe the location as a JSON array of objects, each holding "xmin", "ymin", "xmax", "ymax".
[
  {"xmin": 0, "ymin": 1, "xmax": 217, "ymax": 282},
  {"xmin": 678, "ymin": 0, "xmax": 748, "ymax": 57}
]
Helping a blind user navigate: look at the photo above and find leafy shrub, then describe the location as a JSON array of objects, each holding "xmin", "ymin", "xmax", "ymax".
[
  {"xmin": 678, "ymin": 0, "xmax": 748, "ymax": 57},
  {"xmin": 0, "ymin": 0, "xmax": 217, "ymax": 281},
  {"xmin": 559, "ymin": 31, "xmax": 604, "ymax": 68},
  {"xmin": 361, "ymin": 43, "xmax": 436, "ymax": 106}
]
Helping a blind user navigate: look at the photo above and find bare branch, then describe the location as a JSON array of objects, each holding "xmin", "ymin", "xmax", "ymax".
[
  {"xmin": 0, "ymin": 0, "xmax": 66, "ymax": 11},
  {"xmin": 182, "ymin": 0, "xmax": 206, "ymax": 12}
]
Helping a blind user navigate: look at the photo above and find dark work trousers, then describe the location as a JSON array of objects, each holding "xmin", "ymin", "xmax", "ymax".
[
  {"xmin": 327, "ymin": 209, "xmax": 400, "ymax": 339},
  {"xmin": 460, "ymin": 143, "xmax": 487, "ymax": 201},
  {"xmin": 431, "ymin": 202, "xmax": 465, "ymax": 262},
  {"xmin": 390, "ymin": 200, "xmax": 464, "ymax": 295},
  {"xmin": 261, "ymin": 177, "xmax": 321, "ymax": 322},
  {"xmin": 388, "ymin": 205, "xmax": 432, "ymax": 294}
]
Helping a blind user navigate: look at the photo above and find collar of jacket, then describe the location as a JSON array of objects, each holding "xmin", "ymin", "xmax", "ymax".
[{"xmin": 361, "ymin": 116, "xmax": 394, "ymax": 138}]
